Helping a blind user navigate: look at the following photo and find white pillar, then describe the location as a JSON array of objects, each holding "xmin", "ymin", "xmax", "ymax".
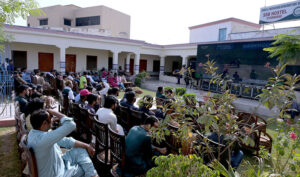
[
  {"xmin": 182, "ymin": 55, "xmax": 188, "ymax": 67},
  {"xmin": 59, "ymin": 46, "xmax": 66, "ymax": 73},
  {"xmin": 160, "ymin": 56, "xmax": 165, "ymax": 75},
  {"xmin": 134, "ymin": 53, "xmax": 140, "ymax": 74},
  {"xmin": 126, "ymin": 53, "xmax": 131, "ymax": 73},
  {"xmin": 112, "ymin": 51, "xmax": 119, "ymax": 72}
]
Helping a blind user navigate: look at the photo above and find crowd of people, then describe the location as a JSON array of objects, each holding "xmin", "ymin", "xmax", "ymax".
[{"xmin": 14, "ymin": 67, "xmax": 184, "ymax": 177}]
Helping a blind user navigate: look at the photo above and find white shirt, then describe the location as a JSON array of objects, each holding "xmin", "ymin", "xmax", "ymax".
[
  {"xmin": 75, "ymin": 93, "xmax": 80, "ymax": 102},
  {"xmin": 96, "ymin": 108, "xmax": 118, "ymax": 132},
  {"xmin": 98, "ymin": 82, "xmax": 110, "ymax": 95},
  {"xmin": 64, "ymin": 86, "xmax": 74, "ymax": 100},
  {"xmin": 86, "ymin": 75, "xmax": 96, "ymax": 83}
]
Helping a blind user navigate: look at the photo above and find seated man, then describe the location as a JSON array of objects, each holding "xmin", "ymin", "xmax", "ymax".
[
  {"xmin": 120, "ymin": 116, "xmax": 167, "ymax": 176},
  {"xmin": 120, "ymin": 91, "xmax": 138, "ymax": 111},
  {"xmin": 75, "ymin": 89, "xmax": 91, "ymax": 105},
  {"xmin": 15, "ymin": 85, "xmax": 30, "ymax": 113},
  {"xmin": 156, "ymin": 87, "xmax": 167, "ymax": 99},
  {"xmin": 120, "ymin": 88, "xmax": 134, "ymax": 105},
  {"xmin": 107, "ymin": 87, "xmax": 120, "ymax": 98},
  {"xmin": 85, "ymin": 94, "xmax": 98, "ymax": 114},
  {"xmin": 27, "ymin": 109, "xmax": 98, "ymax": 177},
  {"xmin": 138, "ymin": 95, "xmax": 155, "ymax": 115},
  {"xmin": 96, "ymin": 95, "xmax": 124, "ymax": 135},
  {"xmin": 62, "ymin": 80, "xmax": 75, "ymax": 100}
]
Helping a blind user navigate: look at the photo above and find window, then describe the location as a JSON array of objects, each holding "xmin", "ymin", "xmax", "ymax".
[
  {"xmin": 39, "ymin": 19, "xmax": 48, "ymax": 26},
  {"xmin": 218, "ymin": 28, "xmax": 227, "ymax": 41},
  {"xmin": 86, "ymin": 56, "xmax": 97, "ymax": 70},
  {"xmin": 64, "ymin": 19, "xmax": 71, "ymax": 26},
  {"xmin": 76, "ymin": 16, "xmax": 100, "ymax": 26}
]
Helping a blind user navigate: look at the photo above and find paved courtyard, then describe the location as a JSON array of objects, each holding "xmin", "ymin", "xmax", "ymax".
[{"xmin": 141, "ymin": 79, "xmax": 278, "ymax": 118}]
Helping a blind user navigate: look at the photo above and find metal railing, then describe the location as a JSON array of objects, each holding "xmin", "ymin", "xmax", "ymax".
[{"xmin": 0, "ymin": 70, "xmax": 14, "ymax": 119}]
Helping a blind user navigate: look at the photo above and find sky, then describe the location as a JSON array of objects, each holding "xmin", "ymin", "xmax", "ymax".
[{"xmin": 14, "ymin": 0, "xmax": 300, "ymax": 45}]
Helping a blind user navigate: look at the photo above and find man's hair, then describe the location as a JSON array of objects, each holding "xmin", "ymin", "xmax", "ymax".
[
  {"xmin": 87, "ymin": 94, "xmax": 98, "ymax": 105},
  {"xmin": 27, "ymin": 98, "xmax": 45, "ymax": 115},
  {"xmin": 65, "ymin": 80, "xmax": 72, "ymax": 87},
  {"xmin": 83, "ymin": 72, "xmax": 87, "ymax": 75},
  {"xmin": 144, "ymin": 116, "xmax": 158, "ymax": 126},
  {"xmin": 125, "ymin": 88, "xmax": 133, "ymax": 93},
  {"xmin": 21, "ymin": 67, "xmax": 27, "ymax": 72},
  {"xmin": 86, "ymin": 86, "xmax": 93, "ymax": 92},
  {"xmin": 34, "ymin": 69, "xmax": 40, "ymax": 75},
  {"xmin": 17, "ymin": 85, "xmax": 28, "ymax": 95},
  {"xmin": 30, "ymin": 109, "xmax": 49, "ymax": 130},
  {"xmin": 110, "ymin": 87, "xmax": 119, "ymax": 95},
  {"xmin": 104, "ymin": 95, "xmax": 118, "ymax": 109},
  {"xmin": 166, "ymin": 89, "xmax": 173, "ymax": 94},
  {"xmin": 96, "ymin": 84, "xmax": 103, "ymax": 91},
  {"xmin": 40, "ymin": 72, "xmax": 45, "ymax": 77},
  {"xmin": 126, "ymin": 91, "xmax": 136, "ymax": 103},
  {"xmin": 157, "ymin": 87, "xmax": 163, "ymax": 92}
]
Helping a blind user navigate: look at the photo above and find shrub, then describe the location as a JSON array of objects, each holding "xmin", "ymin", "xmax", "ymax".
[
  {"xmin": 135, "ymin": 77, "xmax": 142, "ymax": 87},
  {"xmin": 183, "ymin": 93, "xmax": 196, "ymax": 99},
  {"xmin": 175, "ymin": 87, "xmax": 186, "ymax": 96},
  {"xmin": 147, "ymin": 154, "xmax": 219, "ymax": 177},
  {"xmin": 134, "ymin": 71, "xmax": 149, "ymax": 87}
]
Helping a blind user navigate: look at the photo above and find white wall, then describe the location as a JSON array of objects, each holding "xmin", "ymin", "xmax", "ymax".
[
  {"xmin": 229, "ymin": 27, "xmax": 300, "ymax": 40},
  {"xmin": 140, "ymin": 54, "xmax": 159, "ymax": 72},
  {"xmin": 10, "ymin": 43, "xmax": 110, "ymax": 72},
  {"xmin": 189, "ymin": 22, "xmax": 232, "ymax": 43},
  {"xmin": 11, "ymin": 42, "xmax": 60, "ymax": 71},
  {"xmin": 164, "ymin": 56, "xmax": 182, "ymax": 72},
  {"xmin": 66, "ymin": 47, "xmax": 109, "ymax": 71}
]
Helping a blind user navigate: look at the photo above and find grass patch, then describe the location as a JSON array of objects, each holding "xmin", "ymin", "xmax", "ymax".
[
  {"xmin": 118, "ymin": 87, "xmax": 156, "ymax": 100},
  {"xmin": 0, "ymin": 127, "xmax": 21, "ymax": 177}
]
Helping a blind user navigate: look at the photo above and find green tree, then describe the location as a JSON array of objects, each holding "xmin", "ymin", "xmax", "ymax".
[
  {"xmin": 0, "ymin": 0, "xmax": 41, "ymax": 50},
  {"xmin": 263, "ymin": 31, "xmax": 300, "ymax": 65}
]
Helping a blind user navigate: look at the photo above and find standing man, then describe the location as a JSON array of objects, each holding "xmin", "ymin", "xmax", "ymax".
[{"xmin": 7, "ymin": 59, "xmax": 14, "ymax": 73}]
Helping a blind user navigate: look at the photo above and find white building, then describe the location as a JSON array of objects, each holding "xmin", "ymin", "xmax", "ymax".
[
  {"xmin": 189, "ymin": 18, "xmax": 261, "ymax": 43},
  {"xmin": 27, "ymin": 4, "xmax": 131, "ymax": 39},
  {"xmin": 2, "ymin": 6, "xmax": 300, "ymax": 83}
]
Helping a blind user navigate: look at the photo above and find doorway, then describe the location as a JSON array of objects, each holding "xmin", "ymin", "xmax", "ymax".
[
  {"xmin": 38, "ymin": 53, "xmax": 53, "ymax": 72},
  {"xmin": 139, "ymin": 60, "xmax": 147, "ymax": 72},
  {"xmin": 66, "ymin": 54, "xmax": 76, "ymax": 72},
  {"xmin": 12, "ymin": 51, "xmax": 27, "ymax": 69}
]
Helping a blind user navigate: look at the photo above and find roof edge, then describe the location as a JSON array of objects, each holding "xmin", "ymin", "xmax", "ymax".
[{"xmin": 189, "ymin": 17, "xmax": 261, "ymax": 30}]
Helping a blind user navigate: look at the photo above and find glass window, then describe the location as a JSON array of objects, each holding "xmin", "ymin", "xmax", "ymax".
[
  {"xmin": 39, "ymin": 19, "xmax": 48, "ymax": 26},
  {"xmin": 218, "ymin": 28, "xmax": 227, "ymax": 41},
  {"xmin": 64, "ymin": 19, "xmax": 71, "ymax": 26},
  {"xmin": 76, "ymin": 16, "xmax": 100, "ymax": 26}
]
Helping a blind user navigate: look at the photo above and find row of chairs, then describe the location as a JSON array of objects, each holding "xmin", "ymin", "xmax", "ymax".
[
  {"xmin": 15, "ymin": 102, "xmax": 38, "ymax": 177},
  {"xmin": 190, "ymin": 79, "xmax": 263, "ymax": 100},
  {"xmin": 70, "ymin": 103, "xmax": 127, "ymax": 176}
]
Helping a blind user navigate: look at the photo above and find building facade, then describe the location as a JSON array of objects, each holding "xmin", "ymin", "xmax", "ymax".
[
  {"xmin": 2, "ymin": 5, "xmax": 300, "ymax": 84},
  {"xmin": 27, "ymin": 5, "xmax": 131, "ymax": 38},
  {"xmin": 189, "ymin": 18, "xmax": 261, "ymax": 43}
]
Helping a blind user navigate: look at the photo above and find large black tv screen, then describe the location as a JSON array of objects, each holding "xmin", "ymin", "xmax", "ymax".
[{"xmin": 196, "ymin": 40, "xmax": 279, "ymax": 80}]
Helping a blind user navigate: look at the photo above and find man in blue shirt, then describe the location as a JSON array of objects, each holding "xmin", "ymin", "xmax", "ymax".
[
  {"xmin": 27, "ymin": 109, "xmax": 98, "ymax": 177},
  {"xmin": 6, "ymin": 59, "xmax": 14, "ymax": 73},
  {"xmin": 120, "ymin": 91, "xmax": 138, "ymax": 111},
  {"xmin": 21, "ymin": 68, "xmax": 32, "ymax": 83}
]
